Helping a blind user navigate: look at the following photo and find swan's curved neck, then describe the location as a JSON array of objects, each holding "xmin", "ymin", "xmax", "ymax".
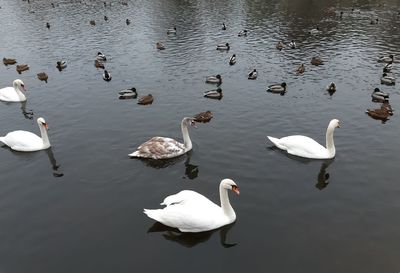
[
  {"xmin": 219, "ymin": 185, "xmax": 235, "ymax": 220},
  {"xmin": 181, "ymin": 120, "xmax": 192, "ymax": 151},
  {"xmin": 13, "ymin": 83, "xmax": 26, "ymax": 101},
  {"xmin": 325, "ymin": 124, "xmax": 336, "ymax": 157},
  {"xmin": 39, "ymin": 125, "xmax": 51, "ymax": 148}
]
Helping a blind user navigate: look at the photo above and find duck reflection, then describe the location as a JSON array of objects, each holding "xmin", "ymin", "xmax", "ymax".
[
  {"xmin": 45, "ymin": 148, "xmax": 64, "ymax": 177},
  {"xmin": 315, "ymin": 159, "xmax": 333, "ymax": 190},
  {"xmin": 147, "ymin": 222, "xmax": 236, "ymax": 248}
]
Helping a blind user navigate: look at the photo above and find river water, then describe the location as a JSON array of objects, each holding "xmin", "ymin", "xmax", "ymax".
[{"xmin": 0, "ymin": 0, "xmax": 400, "ymax": 272}]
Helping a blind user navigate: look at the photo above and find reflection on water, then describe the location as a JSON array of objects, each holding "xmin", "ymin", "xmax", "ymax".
[
  {"xmin": 183, "ymin": 155, "xmax": 199, "ymax": 180},
  {"xmin": 45, "ymin": 148, "xmax": 63, "ymax": 177},
  {"xmin": 315, "ymin": 159, "xmax": 334, "ymax": 190},
  {"xmin": 20, "ymin": 101, "xmax": 34, "ymax": 120},
  {"xmin": 147, "ymin": 222, "xmax": 236, "ymax": 248}
]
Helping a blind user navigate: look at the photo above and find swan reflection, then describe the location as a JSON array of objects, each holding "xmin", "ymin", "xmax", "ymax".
[
  {"xmin": 45, "ymin": 148, "xmax": 64, "ymax": 177},
  {"xmin": 20, "ymin": 101, "xmax": 34, "ymax": 119},
  {"xmin": 183, "ymin": 155, "xmax": 199, "ymax": 180},
  {"xmin": 315, "ymin": 159, "xmax": 334, "ymax": 190},
  {"xmin": 147, "ymin": 222, "xmax": 236, "ymax": 248}
]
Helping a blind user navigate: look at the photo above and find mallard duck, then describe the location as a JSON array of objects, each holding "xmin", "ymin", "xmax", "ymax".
[
  {"xmin": 366, "ymin": 102, "xmax": 393, "ymax": 122},
  {"xmin": 296, "ymin": 64, "xmax": 305, "ymax": 74},
  {"xmin": 326, "ymin": 82, "xmax": 336, "ymax": 92},
  {"xmin": 309, "ymin": 26, "xmax": 321, "ymax": 35},
  {"xmin": 370, "ymin": 18, "xmax": 379, "ymax": 24},
  {"xmin": 90, "ymin": 20, "xmax": 96, "ymax": 26},
  {"xmin": 205, "ymin": 74, "xmax": 222, "ymax": 84},
  {"xmin": 238, "ymin": 30, "xmax": 247, "ymax": 37},
  {"xmin": 383, "ymin": 63, "xmax": 392, "ymax": 73},
  {"xmin": 248, "ymin": 69, "xmax": 257, "ymax": 80},
  {"xmin": 97, "ymin": 52, "xmax": 107, "ymax": 61},
  {"xmin": 56, "ymin": 61, "xmax": 67, "ymax": 71},
  {"xmin": 103, "ymin": 70, "xmax": 112, "ymax": 81},
  {"xmin": 288, "ymin": 40, "xmax": 296, "ymax": 49},
  {"xmin": 46, "ymin": 22, "xmax": 50, "ymax": 29},
  {"xmin": 311, "ymin": 57, "xmax": 323, "ymax": 66},
  {"xmin": 204, "ymin": 88, "xmax": 223, "ymax": 99},
  {"xmin": 381, "ymin": 73, "xmax": 395, "ymax": 85},
  {"xmin": 3, "ymin": 58, "xmax": 17, "ymax": 65},
  {"xmin": 104, "ymin": 15, "xmax": 108, "ymax": 21},
  {"xmin": 193, "ymin": 111, "xmax": 213, "ymax": 123},
  {"xmin": 216, "ymin": 43, "xmax": 230, "ymax": 51},
  {"xmin": 118, "ymin": 87, "xmax": 137, "ymax": 99},
  {"xmin": 16, "ymin": 64, "xmax": 29, "ymax": 74},
  {"xmin": 222, "ymin": 22, "xmax": 226, "ymax": 30},
  {"xmin": 267, "ymin": 82, "xmax": 287, "ymax": 94},
  {"xmin": 94, "ymin": 59, "xmax": 105, "ymax": 69},
  {"xmin": 37, "ymin": 72, "xmax": 48, "ymax": 83},
  {"xmin": 156, "ymin": 42, "xmax": 165, "ymax": 50},
  {"xmin": 276, "ymin": 41, "xmax": 284, "ymax": 50},
  {"xmin": 378, "ymin": 54, "xmax": 394, "ymax": 63},
  {"xmin": 126, "ymin": 19, "xmax": 131, "ymax": 25},
  {"xmin": 167, "ymin": 27, "xmax": 177, "ymax": 34},
  {"xmin": 371, "ymin": 88, "xmax": 389, "ymax": 102},
  {"xmin": 137, "ymin": 94, "xmax": 154, "ymax": 105},
  {"xmin": 229, "ymin": 54, "xmax": 236, "ymax": 65}
]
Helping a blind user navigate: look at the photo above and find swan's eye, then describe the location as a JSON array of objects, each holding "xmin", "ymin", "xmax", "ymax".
[{"xmin": 21, "ymin": 84, "xmax": 24, "ymax": 87}]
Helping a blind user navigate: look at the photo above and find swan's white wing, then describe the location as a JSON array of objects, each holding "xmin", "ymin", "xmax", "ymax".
[
  {"xmin": 0, "ymin": 87, "xmax": 24, "ymax": 102},
  {"xmin": 269, "ymin": 135, "xmax": 329, "ymax": 159},
  {"xmin": 130, "ymin": 137, "xmax": 185, "ymax": 159},
  {"xmin": 0, "ymin": 130, "xmax": 43, "ymax": 151}
]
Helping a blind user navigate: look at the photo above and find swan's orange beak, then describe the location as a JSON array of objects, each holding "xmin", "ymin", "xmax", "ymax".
[
  {"xmin": 337, "ymin": 122, "xmax": 341, "ymax": 128},
  {"xmin": 21, "ymin": 84, "xmax": 26, "ymax": 92},
  {"xmin": 43, "ymin": 123, "xmax": 49, "ymax": 130},
  {"xmin": 232, "ymin": 185, "xmax": 240, "ymax": 195}
]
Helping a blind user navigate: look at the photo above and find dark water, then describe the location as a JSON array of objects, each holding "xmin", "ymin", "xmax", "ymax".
[{"xmin": 0, "ymin": 0, "xmax": 400, "ymax": 272}]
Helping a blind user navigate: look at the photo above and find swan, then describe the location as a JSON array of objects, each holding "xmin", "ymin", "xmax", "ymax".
[
  {"xmin": 238, "ymin": 30, "xmax": 247, "ymax": 36},
  {"xmin": 0, "ymin": 79, "xmax": 27, "ymax": 102},
  {"xmin": 118, "ymin": 87, "xmax": 137, "ymax": 99},
  {"xmin": 229, "ymin": 54, "xmax": 236, "ymax": 65},
  {"xmin": 216, "ymin": 43, "xmax": 230, "ymax": 51},
  {"xmin": 248, "ymin": 69, "xmax": 257, "ymax": 80},
  {"xmin": 143, "ymin": 178, "xmax": 240, "ymax": 232},
  {"xmin": 381, "ymin": 73, "xmax": 395, "ymax": 85},
  {"xmin": 267, "ymin": 119, "xmax": 340, "ymax": 159},
  {"xmin": 96, "ymin": 52, "xmax": 107, "ymax": 61},
  {"xmin": 267, "ymin": 82, "xmax": 287, "ymax": 94},
  {"xmin": 378, "ymin": 54, "xmax": 393, "ymax": 63},
  {"xmin": 204, "ymin": 88, "xmax": 223, "ymax": 99},
  {"xmin": 288, "ymin": 40, "xmax": 296, "ymax": 49},
  {"xmin": 129, "ymin": 117, "xmax": 196, "ymax": 159},
  {"xmin": 103, "ymin": 70, "xmax": 112, "ymax": 81},
  {"xmin": 167, "ymin": 26, "xmax": 177, "ymax": 34},
  {"xmin": 205, "ymin": 74, "xmax": 222, "ymax": 84},
  {"xmin": 371, "ymin": 88, "xmax": 389, "ymax": 102},
  {"xmin": 0, "ymin": 117, "xmax": 51, "ymax": 152}
]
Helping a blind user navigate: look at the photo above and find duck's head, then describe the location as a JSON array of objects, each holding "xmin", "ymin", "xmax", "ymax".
[
  {"xmin": 221, "ymin": 179, "xmax": 240, "ymax": 195},
  {"xmin": 382, "ymin": 73, "xmax": 387, "ymax": 77},
  {"xmin": 225, "ymin": 43, "xmax": 229, "ymax": 46},
  {"xmin": 389, "ymin": 54, "xmax": 394, "ymax": 59},
  {"xmin": 374, "ymin": 88, "xmax": 380, "ymax": 93},
  {"xmin": 13, "ymin": 79, "xmax": 26, "ymax": 92},
  {"xmin": 232, "ymin": 54, "xmax": 236, "ymax": 57},
  {"xmin": 329, "ymin": 119, "xmax": 340, "ymax": 128},
  {"xmin": 216, "ymin": 74, "xmax": 221, "ymax": 79},
  {"xmin": 37, "ymin": 117, "xmax": 48, "ymax": 130},
  {"xmin": 216, "ymin": 88, "xmax": 222, "ymax": 93},
  {"xmin": 253, "ymin": 69, "xmax": 257, "ymax": 72},
  {"xmin": 281, "ymin": 82, "xmax": 287, "ymax": 87},
  {"xmin": 130, "ymin": 87, "xmax": 137, "ymax": 92}
]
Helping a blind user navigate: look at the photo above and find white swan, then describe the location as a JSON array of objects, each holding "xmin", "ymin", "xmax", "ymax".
[
  {"xmin": 0, "ymin": 79, "xmax": 27, "ymax": 102},
  {"xmin": 129, "ymin": 117, "xmax": 196, "ymax": 159},
  {"xmin": 144, "ymin": 178, "xmax": 240, "ymax": 232},
  {"xmin": 0, "ymin": 117, "xmax": 51, "ymax": 152},
  {"xmin": 267, "ymin": 119, "xmax": 340, "ymax": 159}
]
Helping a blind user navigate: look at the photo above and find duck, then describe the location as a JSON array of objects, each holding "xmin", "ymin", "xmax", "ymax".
[
  {"xmin": 370, "ymin": 18, "xmax": 379, "ymax": 24},
  {"xmin": 267, "ymin": 119, "xmax": 341, "ymax": 159},
  {"xmin": 371, "ymin": 88, "xmax": 389, "ymax": 102},
  {"xmin": 216, "ymin": 43, "xmax": 230, "ymax": 51},
  {"xmin": 309, "ymin": 26, "xmax": 321, "ymax": 35},
  {"xmin": 3, "ymin": 58, "xmax": 17, "ymax": 65},
  {"xmin": 248, "ymin": 69, "xmax": 257, "ymax": 80},
  {"xmin": 129, "ymin": 117, "xmax": 196, "ymax": 159},
  {"xmin": 267, "ymin": 82, "xmax": 287, "ymax": 94},
  {"xmin": 381, "ymin": 73, "xmax": 395, "ymax": 85},
  {"xmin": 16, "ymin": 64, "xmax": 29, "ymax": 74},
  {"xmin": 104, "ymin": 15, "xmax": 108, "ymax": 21},
  {"xmin": 288, "ymin": 40, "xmax": 296, "ymax": 49},
  {"xmin": 46, "ymin": 22, "xmax": 50, "ymax": 29},
  {"xmin": 94, "ymin": 59, "xmax": 105, "ymax": 69},
  {"xmin": 193, "ymin": 111, "xmax": 213, "ymax": 123},
  {"xmin": 90, "ymin": 20, "xmax": 96, "ymax": 26},
  {"xmin": 378, "ymin": 54, "xmax": 394, "ymax": 63},
  {"xmin": 296, "ymin": 64, "xmax": 305, "ymax": 74},
  {"xmin": 204, "ymin": 88, "xmax": 223, "ymax": 99},
  {"xmin": 383, "ymin": 63, "xmax": 392, "ymax": 73},
  {"xmin": 118, "ymin": 87, "xmax": 137, "ymax": 99},
  {"xmin": 229, "ymin": 54, "xmax": 236, "ymax": 65},
  {"xmin": 276, "ymin": 41, "xmax": 284, "ymax": 50},
  {"xmin": 126, "ymin": 19, "xmax": 131, "ymax": 25},
  {"xmin": 56, "ymin": 60, "xmax": 67, "ymax": 70},
  {"xmin": 366, "ymin": 103, "xmax": 393, "ymax": 121},
  {"xmin": 237, "ymin": 30, "xmax": 247, "ymax": 37},
  {"xmin": 222, "ymin": 22, "xmax": 226, "ymax": 30},
  {"xmin": 137, "ymin": 94, "xmax": 154, "ymax": 105},
  {"xmin": 167, "ymin": 26, "xmax": 177, "ymax": 34},
  {"xmin": 0, "ymin": 117, "xmax": 51, "ymax": 152},
  {"xmin": 156, "ymin": 42, "xmax": 165, "ymax": 50},
  {"xmin": 0, "ymin": 79, "xmax": 27, "ymax": 102},
  {"xmin": 326, "ymin": 82, "xmax": 336, "ymax": 93},
  {"xmin": 37, "ymin": 72, "xmax": 48, "ymax": 83},
  {"xmin": 143, "ymin": 178, "xmax": 239, "ymax": 232},
  {"xmin": 96, "ymin": 52, "xmax": 107, "ymax": 61},
  {"xmin": 205, "ymin": 74, "xmax": 222, "ymax": 84},
  {"xmin": 103, "ymin": 70, "xmax": 112, "ymax": 81},
  {"xmin": 311, "ymin": 57, "xmax": 323, "ymax": 66}
]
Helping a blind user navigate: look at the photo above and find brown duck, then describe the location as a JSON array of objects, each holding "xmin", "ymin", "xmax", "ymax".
[
  {"xmin": 16, "ymin": 64, "xmax": 29, "ymax": 74},
  {"xmin": 90, "ymin": 20, "xmax": 96, "ymax": 26},
  {"xmin": 137, "ymin": 94, "xmax": 154, "ymax": 105},
  {"xmin": 37, "ymin": 72, "xmax": 49, "ymax": 83},
  {"xmin": 311, "ymin": 57, "xmax": 323, "ymax": 66},
  {"xmin": 366, "ymin": 102, "xmax": 393, "ymax": 122},
  {"xmin": 94, "ymin": 59, "xmax": 105, "ymax": 69},
  {"xmin": 3, "ymin": 58, "xmax": 17, "ymax": 65},
  {"xmin": 193, "ymin": 111, "xmax": 213, "ymax": 123},
  {"xmin": 296, "ymin": 64, "xmax": 305, "ymax": 74}
]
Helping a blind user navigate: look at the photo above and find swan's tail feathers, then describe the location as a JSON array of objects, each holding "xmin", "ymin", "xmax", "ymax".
[
  {"xmin": 267, "ymin": 136, "xmax": 286, "ymax": 150},
  {"xmin": 128, "ymin": 150, "xmax": 140, "ymax": 157},
  {"xmin": 143, "ymin": 209, "xmax": 163, "ymax": 223}
]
